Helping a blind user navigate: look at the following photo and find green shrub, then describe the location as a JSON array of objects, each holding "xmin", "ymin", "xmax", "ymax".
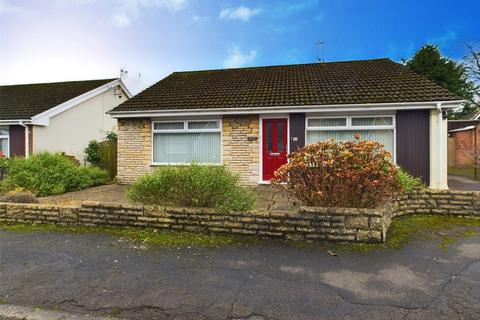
[
  {"xmin": 0, "ymin": 156, "xmax": 10, "ymax": 180},
  {"xmin": 127, "ymin": 164, "xmax": 255, "ymax": 211},
  {"xmin": 0, "ymin": 152, "xmax": 109, "ymax": 197},
  {"xmin": 396, "ymin": 168, "xmax": 426, "ymax": 192},
  {"xmin": 84, "ymin": 140, "xmax": 102, "ymax": 166},
  {"xmin": 105, "ymin": 131, "xmax": 118, "ymax": 142}
]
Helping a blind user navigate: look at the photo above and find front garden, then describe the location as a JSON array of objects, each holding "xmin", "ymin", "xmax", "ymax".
[{"xmin": 0, "ymin": 137, "xmax": 478, "ymax": 246}]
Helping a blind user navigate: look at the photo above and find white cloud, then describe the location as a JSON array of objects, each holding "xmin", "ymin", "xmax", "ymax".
[
  {"xmin": 192, "ymin": 15, "xmax": 210, "ymax": 23},
  {"xmin": 0, "ymin": 0, "xmax": 30, "ymax": 15},
  {"xmin": 110, "ymin": 0, "xmax": 187, "ymax": 27},
  {"xmin": 272, "ymin": 0, "xmax": 318, "ymax": 17},
  {"xmin": 428, "ymin": 30, "xmax": 458, "ymax": 48},
  {"xmin": 112, "ymin": 12, "xmax": 131, "ymax": 27},
  {"xmin": 223, "ymin": 47, "xmax": 257, "ymax": 68},
  {"xmin": 219, "ymin": 6, "xmax": 260, "ymax": 21},
  {"xmin": 66, "ymin": 0, "xmax": 188, "ymax": 27}
]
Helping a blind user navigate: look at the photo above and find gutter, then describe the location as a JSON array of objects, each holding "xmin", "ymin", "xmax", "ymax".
[
  {"xmin": 108, "ymin": 100, "xmax": 465, "ymax": 118},
  {"xmin": 0, "ymin": 119, "xmax": 32, "ymax": 125}
]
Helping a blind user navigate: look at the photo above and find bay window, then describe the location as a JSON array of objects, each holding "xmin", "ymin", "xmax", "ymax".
[
  {"xmin": 306, "ymin": 116, "xmax": 395, "ymax": 158},
  {"xmin": 0, "ymin": 126, "xmax": 9, "ymax": 157},
  {"xmin": 152, "ymin": 120, "xmax": 221, "ymax": 164}
]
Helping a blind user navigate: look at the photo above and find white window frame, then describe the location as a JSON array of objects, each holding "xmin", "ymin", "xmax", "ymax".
[
  {"xmin": 0, "ymin": 126, "xmax": 9, "ymax": 158},
  {"xmin": 151, "ymin": 119, "xmax": 222, "ymax": 165},
  {"xmin": 306, "ymin": 115, "xmax": 395, "ymax": 130},
  {"xmin": 305, "ymin": 115, "xmax": 396, "ymax": 162}
]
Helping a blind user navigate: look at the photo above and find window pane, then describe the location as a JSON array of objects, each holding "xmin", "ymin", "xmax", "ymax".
[
  {"xmin": 277, "ymin": 122, "xmax": 284, "ymax": 152},
  {"xmin": 188, "ymin": 121, "xmax": 220, "ymax": 130},
  {"xmin": 0, "ymin": 138, "xmax": 8, "ymax": 156},
  {"xmin": 153, "ymin": 132, "xmax": 221, "ymax": 163},
  {"xmin": 266, "ymin": 122, "xmax": 273, "ymax": 151},
  {"xmin": 308, "ymin": 118, "xmax": 346, "ymax": 127},
  {"xmin": 154, "ymin": 122, "xmax": 184, "ymax": 130},
  {"xmin": 352, "ymin": 117, "xmax": 393, "ymax": 126},
  {"xmin": 0, "ymin": 126, "xmax": 8, "ymax": 136},
  {"xmin": 306, "ymin": 130, "xmax": 394, "ymax": 155}
]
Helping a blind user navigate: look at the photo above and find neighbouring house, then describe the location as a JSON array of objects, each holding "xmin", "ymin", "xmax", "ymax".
[
  {"xmin": 0, "ymin": 78, "xmax": 131, "ymax": 162},
  {"xmin": 109, "ymin": 59, "xmax": 464, "ymax": 189},
  {"xmin": 448, "ymin": 119, "xmax": 480, "ymax": 167}
]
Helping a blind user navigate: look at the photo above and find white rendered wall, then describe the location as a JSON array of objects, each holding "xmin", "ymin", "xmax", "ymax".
[{"xmin": 32, "ymin": 86, "xmax": 128, "ymax": 162}]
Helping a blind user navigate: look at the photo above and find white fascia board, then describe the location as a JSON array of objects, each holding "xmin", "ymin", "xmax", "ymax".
[
  {"xmin": 449, "ymin": 125, "xmax": 476, "ymax": 133},
  {"xmin": 30, "ymin": 79, "xmax": 124, "ymax": 126},
  {"xmin": 119, "ymin": 79, "xmax": 133, "ymax": 98},
  {"xmin": 109, "ymin": 100, "xmax": 465, "ymax": 119}
]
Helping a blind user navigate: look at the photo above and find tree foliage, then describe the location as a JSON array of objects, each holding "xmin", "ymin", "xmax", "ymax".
[
  {"xmin": 84, "ymin": 140, "xmax": 102, "ymax": 166},
  {"xmin": 405, "ymin": 44, "xmax": 478, "ymax": 119}
]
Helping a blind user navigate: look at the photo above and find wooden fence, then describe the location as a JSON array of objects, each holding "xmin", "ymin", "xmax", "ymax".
[
  {"xmin": 448, "ymin": 137, "xmax": 456, "ymax": 167},
  {"xmin": 98, "ymin": 140, "xmax": 117, "ymax": 178}
]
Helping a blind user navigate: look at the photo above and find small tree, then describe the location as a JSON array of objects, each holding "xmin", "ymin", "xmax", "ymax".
[
  {"xmin": 463, "ymin": 43, "xmax": 480, "ymax": 118},
  {"xmin": 84, "ymin": 140, "xmax": 102, "ymax": 166},
  {"xmin": 464, "ymin": 43, "xmax": 480, "ymax": 87}
]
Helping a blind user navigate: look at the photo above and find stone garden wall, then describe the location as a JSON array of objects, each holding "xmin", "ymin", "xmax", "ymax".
[
  {"xmin": 0, "ymin": 202, "xmax": 392, "ymax": 243},
  {"xmin": 0, "ymin": 190, "xmax": 478, "ymax": 244},
  {"xmin": 394, "ymin": 190, "xmax": 480, "ymax": 217}
]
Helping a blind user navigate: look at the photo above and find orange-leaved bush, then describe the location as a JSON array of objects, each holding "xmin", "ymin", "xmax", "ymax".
[{"xmin": 272, "ymin": 137, "xmax": 401, "ymax": 208}]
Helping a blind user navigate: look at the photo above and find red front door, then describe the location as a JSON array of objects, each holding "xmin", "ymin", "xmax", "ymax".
[{"xmin": 262, "ymin": 118, "xmax": 288, "ymax": 181}]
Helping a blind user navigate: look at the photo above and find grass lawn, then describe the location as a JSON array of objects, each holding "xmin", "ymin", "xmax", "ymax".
[
  {"xmin": 448, "ymin": 167, "xmax": 480, "ymax": 181},
  {"xmin": 1, "ymin": 215, "xmax": 479, "ymax": 252}
]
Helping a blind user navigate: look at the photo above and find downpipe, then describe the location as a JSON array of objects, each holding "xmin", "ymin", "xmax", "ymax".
[
  {"xmin": 18, "ymin": 121, "xmax": 30, "ymax": 158},
  {"xmin": 436, "ymin": 103, "xmax": 446, "ymax": 189}
]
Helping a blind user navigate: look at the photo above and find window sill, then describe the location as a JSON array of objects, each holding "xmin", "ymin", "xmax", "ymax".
[{"xmin": 150, "ymin": 163, "xmax": 222, "ymax": 166}]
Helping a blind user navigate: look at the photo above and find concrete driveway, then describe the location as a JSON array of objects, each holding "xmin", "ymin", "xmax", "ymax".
[
  {"xmin": 448, "ymin": 175, "xmax": 480, "ymax": 191},
  {"xmin": 1, "ymin": 229, "xmax": 479, "ymax": 320}
]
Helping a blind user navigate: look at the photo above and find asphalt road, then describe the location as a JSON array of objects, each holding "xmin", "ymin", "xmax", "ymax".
[
  {"xmin": 448, "ymin": 175, "xmax": 480, "ymax": 191},
  {"xmin": 0, "ymin": 229, "xmax": 479, "ymax": 320}
]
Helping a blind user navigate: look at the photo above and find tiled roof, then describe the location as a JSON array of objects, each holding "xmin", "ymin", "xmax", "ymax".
[
  {"xmin": 111, "ymin": 59, "xmax": 461, "ymax": 113},
  {"xmin": 0, "ymin": 79, "xmax": 116, "ymax": 120}
]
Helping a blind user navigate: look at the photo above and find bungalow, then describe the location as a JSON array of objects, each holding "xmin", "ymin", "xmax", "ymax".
[
  {"xmin": 0, "ymin": 78, "xmax": 131, "ymax": 161},
  {"xmin": 109, "ymin": 59, "xmax": 463, "ymax": 189}
]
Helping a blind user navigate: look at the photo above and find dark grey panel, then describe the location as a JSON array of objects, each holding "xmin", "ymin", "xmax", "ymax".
[
  {"xmin": 9, "ymin": 125, "xmax": 25, "ymax": 157},
  {"xmin": 289, "ymin": 113, "xmax": 305, "ymax": 152},
  {"xmin": 396, "ymin": 110, "xmax": 430, "ymax": 184}
]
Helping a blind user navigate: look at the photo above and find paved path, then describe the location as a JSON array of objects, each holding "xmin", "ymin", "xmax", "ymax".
[
  {"xmin": 1, "ymin": 229, "xmax": 479, "ymax": 320},
  {"xmin": 39, "ymin": 184, "xmax": 297, "ymax": 212},
  {"xmin": 39, "ymin": 184, "xmax": 130, "ymax": 206},
  {"xmin": 448, "ymin": 175, "xmax": 480, "ymax": 191}
]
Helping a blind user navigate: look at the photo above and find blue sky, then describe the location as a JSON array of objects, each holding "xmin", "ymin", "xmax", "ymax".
[{"xmin": 0, "ymin": 0, "xmax": 477, "ymax": 94}]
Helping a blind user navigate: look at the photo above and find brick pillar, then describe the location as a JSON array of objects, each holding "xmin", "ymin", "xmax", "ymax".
[
  {"xmin": 222, "ymin": 115, "xmax": 259, "ymax": 185},
  {"xmin": 117, "ymin": 119, "xmax": 152, "ymax": 184}
]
